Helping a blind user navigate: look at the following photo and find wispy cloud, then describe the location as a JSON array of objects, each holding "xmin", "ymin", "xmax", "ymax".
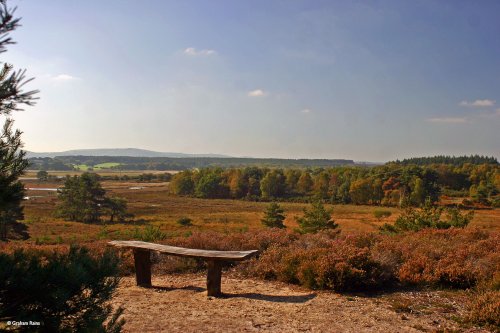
[
  {"xmin": 300, "ymin": 109, "xmax": 312, "ymax": 114},
  {"xmin": 51, "ymin": 74, "xmax": 80, "ymax": 82},
  {"xmin": 426, "ymin": 117, "xmax": 467, "ymax": 123},
  {"xmin": 459, "ymin": 99, "xmax": 495, "ymax": 107},
  {"xmin": 247, "ymin": 89, "xmax": 267, "ymax": 97},
  {"xmin": 183, "ymin": 47, "xmax": 217, "ymax": 56}
]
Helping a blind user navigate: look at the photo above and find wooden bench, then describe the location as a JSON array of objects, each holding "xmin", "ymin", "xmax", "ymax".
[{"xmin": 108, "ymin": 240, "xmax": 258, "ymax": 297}]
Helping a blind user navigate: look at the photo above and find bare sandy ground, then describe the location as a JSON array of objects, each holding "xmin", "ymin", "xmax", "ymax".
[{"xmin": 112, "ymin": 274, "xmax": 490, "ymax": 333}]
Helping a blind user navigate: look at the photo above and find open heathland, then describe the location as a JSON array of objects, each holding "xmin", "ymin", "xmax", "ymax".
[{"xmin": 1, "ymin": 176, "xmax": 498, "ymax": 332}]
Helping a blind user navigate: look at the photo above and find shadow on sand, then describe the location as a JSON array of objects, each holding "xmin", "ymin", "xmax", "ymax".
[
  {"xmin": 222, "ymin": 292, "xmax": 317, "ymax": 303},
  {"xmin": 147, "ymin": 285, "xmax": 206, "ymax": 293},
  {"xmin": 141, "ymin": 285, "xmax": 316, "ymax": 303}
]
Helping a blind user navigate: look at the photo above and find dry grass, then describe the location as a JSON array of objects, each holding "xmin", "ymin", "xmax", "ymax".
[{"xmin": 16, "ymin": 179, "xmax": 500, "ymax": 247}]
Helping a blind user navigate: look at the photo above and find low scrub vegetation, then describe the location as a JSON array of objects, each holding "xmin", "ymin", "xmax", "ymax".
[
  {"xmin": 465, "ymin": 290, "xmax": 500, "ymax": 329},
  {"xmin": 177, "ymin": 217, "xmax": 193, "ymax": 226},
  {"xmin": 156, "ymin": 228, "xmax": 499, "ymax": 293},
  {"xmin": 0, "ymin": 246, "xmax": 124, "ymax": 332},
  {"xmin": 380, "ymin": 200, "xmax": 474, "ymax": 233}
]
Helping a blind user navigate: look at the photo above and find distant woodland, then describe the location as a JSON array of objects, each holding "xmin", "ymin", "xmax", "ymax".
[
  {"xmin": 169, "ymin": 160, "xmax": 499, "ymax": 207},
  {"xmin": 28, "ymin": 155, "xmax": 499, "ymax": 207},
  {"xmin": 28, "ymin": 156, "xmax": 355, "ymax": 171}
]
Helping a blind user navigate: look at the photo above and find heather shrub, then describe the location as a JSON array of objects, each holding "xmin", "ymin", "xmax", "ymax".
[
  {"xmin": 374, "ymin": 229, "xmax": 499, "ymax": 289},
  {"xmin": 155, "ymin": 229, "xmax": 299, "ymax": 273},
  {"xmin": 168, "ymin": 229, "xmax": 297, "ymax": 252},
  {"xmin": 465, "ymin": 290, "xmax": 500, "ymax": 328},
  {"xmin": 0, "ymin": 246, "xmax": 124, "ymax": 332},
  {"xmin": 247, "ymin": 232, "xmax": 389, "ymax": 291}
]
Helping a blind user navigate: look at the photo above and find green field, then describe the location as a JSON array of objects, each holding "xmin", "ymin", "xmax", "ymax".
[{"xmin": 73, "ymin": 162, "xmax": 121, "ymax": 171}]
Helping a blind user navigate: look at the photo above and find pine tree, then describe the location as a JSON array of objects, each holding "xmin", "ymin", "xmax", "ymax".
[
  {"xmin": 0, "ymin": 0, "xmax": 38, "ymax": 240},
  {"xmin": 296, "ymin": 200, "xmax": 337, "ymax": 233},
  {"xmin": 261, "ymin": 202, "xmax": 286, "ymax": 228},
  {"xmin": 56, "ymin": 173, "xmax": 107, "ymax": 223}
]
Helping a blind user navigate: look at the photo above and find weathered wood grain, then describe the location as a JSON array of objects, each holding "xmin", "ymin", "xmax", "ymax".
[
  {"xmin": 133, "ymin": 249, "xmax": 152, "ymax": 287},
  {"xmin": 206, "ymin": 260, "xmax": 222, "ymax": 297},
  {"xmin": 108, "ymin": 240, "xmax": 258, "ymax": 261}
]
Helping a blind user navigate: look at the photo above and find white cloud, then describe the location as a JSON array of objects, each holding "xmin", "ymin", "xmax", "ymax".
[
  {"xmin": 183, "ymin": 47, "xmax": 217, "ymax": 56},
  {"xmin": 426, "ymin": 117, "xmax": 467, "ymax": 123},
  {"xmin": 300, "ymin": 109, "xmax": 312, "ymax": 114},
  {"xmin": 459, "ymin": 99, "xmax": 495, "ymax": 107},
  {"xmin": 51, "ymin": 74, "xmax": 80, "ymax": 81},
  {"xmin": 247, "ymin": 89, "xmax": 266, "ymax": 97}
]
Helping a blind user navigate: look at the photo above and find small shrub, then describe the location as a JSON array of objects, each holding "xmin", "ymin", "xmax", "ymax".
[
  {"xmin": 296, "ymin": 201, "xmax": 337, "ymax": 234},
  {"xmin": 373, "ymin": 209, "xmax": 392, "ymax": 220},
  {"xmin": 127, "ymin": 226, "xmax": 166, "ymax": 242},
  {"xmin": 380, "ymin": 200, "xmax": 474, "ymax": 233},
  {"xmin": 141, "ymin": 225, "xmax": 167, "ymax": 242},
  {"xmin": 247, "ymin": 233, "xmax": 388, "ymax": 292},
  {"xmin": 261, "ymin": 202, "xmax": 286, "ymax": 228},
  {"xmin": 177, "ymin": 217, "xmax": 193, "ymax": 226}
]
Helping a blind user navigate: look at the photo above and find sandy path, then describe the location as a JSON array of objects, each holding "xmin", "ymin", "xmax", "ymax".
[{"xmin": 112, "ymin": 274, "xmax": 489, "ymax": 333}]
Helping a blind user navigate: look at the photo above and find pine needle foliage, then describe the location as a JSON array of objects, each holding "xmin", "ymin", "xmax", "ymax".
[{"xmin": 261, "ymin": 202, "xmax": 286, "ymax": 228}]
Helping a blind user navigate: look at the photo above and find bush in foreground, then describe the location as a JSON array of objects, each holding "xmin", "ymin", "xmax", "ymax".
[{"xmin": 0, "ymin": 246, "xmax": 124, "ymax": 332}]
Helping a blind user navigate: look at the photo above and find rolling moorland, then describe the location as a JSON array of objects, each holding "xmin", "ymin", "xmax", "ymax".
[{"xmin": 1, "ymin": 155, "xmax": 499, "ymax": 332}]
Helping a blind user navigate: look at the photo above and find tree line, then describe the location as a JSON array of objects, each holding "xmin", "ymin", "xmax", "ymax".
[
  {"xmin": 28, "ymin": 155, "xmax": 355, "ymax": 171},
  {"xmin": 391, "ymin": 155, "xmax": 498, "ymax": 166},
  {"xmin": 169, "ymin": 163, "xmax": 499, "ymax": 207}
]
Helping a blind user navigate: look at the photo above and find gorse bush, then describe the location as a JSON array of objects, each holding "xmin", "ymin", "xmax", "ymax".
[
  {"xmin": 380, "ymin": 200, "xmax": 474, "ymax": 233},
  {"xmin": 0, "ymin": 246, "xmax": 124, "ymax": 332}
]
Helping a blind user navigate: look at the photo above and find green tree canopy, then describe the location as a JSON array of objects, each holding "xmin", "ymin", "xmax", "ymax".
[{"xmin": 56, "ymin": 173, "xmax": 130, "ymax": 223}]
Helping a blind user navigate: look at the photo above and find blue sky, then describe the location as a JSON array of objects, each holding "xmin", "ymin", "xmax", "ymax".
[{"xmin": 4, "ymin": 0, "xmax": 500, "ymax": 161}]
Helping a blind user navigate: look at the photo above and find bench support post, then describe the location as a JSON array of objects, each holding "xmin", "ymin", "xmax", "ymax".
[
  {"xmin": 133, "ymin": 249, "xmax": 152, "ymax": 287},
  {"xmin": 206, "ymin": 260, "xmax": 222, "ymax": 297}
]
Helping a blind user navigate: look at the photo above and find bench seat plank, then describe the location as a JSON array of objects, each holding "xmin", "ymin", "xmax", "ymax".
[{"xmin": 109, "ymin": 240, "xmax": 258, "ymax": 261}]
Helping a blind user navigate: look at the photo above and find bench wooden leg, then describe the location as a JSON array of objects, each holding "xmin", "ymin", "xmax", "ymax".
[
  {"xmin": 206, "ymin": 260, "xmax": 222, "ymax": 297},
  {"xmin": 133, "ymin": 249, "xmax": 152, "ymax": 287}
]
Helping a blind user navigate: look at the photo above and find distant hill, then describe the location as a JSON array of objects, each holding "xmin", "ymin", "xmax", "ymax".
[{"xmin": 26, "ymin": 148, "xmax": 230, "ymax": 159}]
